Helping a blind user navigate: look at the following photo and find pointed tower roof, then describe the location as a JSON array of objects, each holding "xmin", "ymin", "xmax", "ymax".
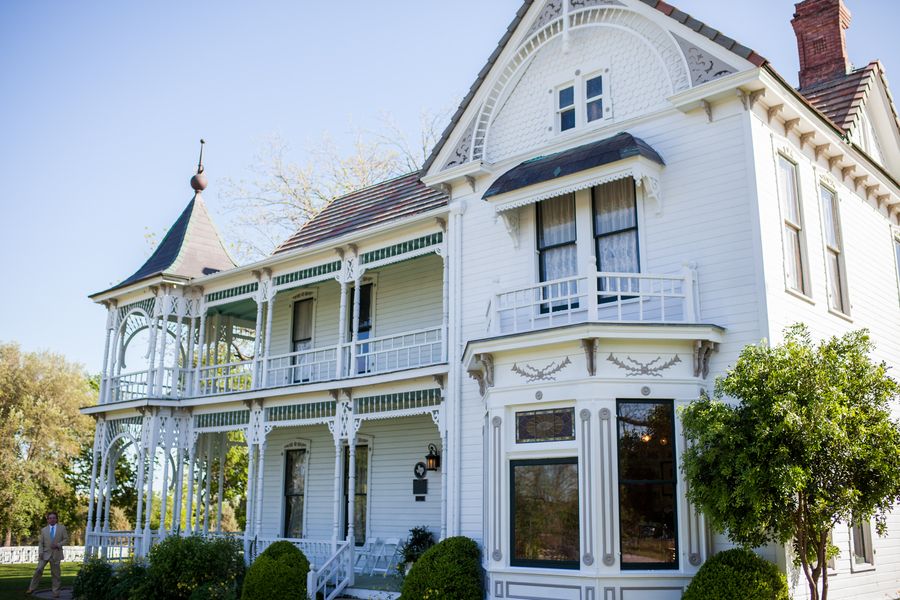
[{"xmin": 92, "ymin": 141, "xmax": 235, "ymax": 297}]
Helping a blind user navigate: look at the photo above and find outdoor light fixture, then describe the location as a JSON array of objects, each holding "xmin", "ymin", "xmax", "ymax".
[{"xmin": 425, "ymin": 443, "xmax": 441, "ymax": 471}]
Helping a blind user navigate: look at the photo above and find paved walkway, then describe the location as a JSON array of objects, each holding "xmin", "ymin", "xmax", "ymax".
[{"xmin": 31, "ymin": 587, "xmax": 73, "ymax": 599}]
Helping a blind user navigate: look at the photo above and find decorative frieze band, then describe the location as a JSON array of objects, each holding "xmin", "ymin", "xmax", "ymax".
[
  {"xmin": 194, "ymin": 410, "xmax": 250, "ymax": 429},
  {"xmin": 266, "ymin": 401, "xmax": 337, "ymax": 424},
  {"xmin": 273, "ymin": 261, "xmax": 341, "ymax": 288},
  {"xmin": 118, "ymin": 298, "xmax": 155, "ymax": 320},
  {"xmin": 353, "ymin": 389, "xmax": 442, "ymax": 416},
  {"xmin": 205, "ymin": 283, "xmax": 258, "ymax": 304},
  {"xmin": 359, "ymin": 232, "xmax": 443, "ymax": 265}
]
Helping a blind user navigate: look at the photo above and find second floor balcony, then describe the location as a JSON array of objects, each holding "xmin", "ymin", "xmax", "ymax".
[
  {"xmin": 486, "ymin": 267, "xmax": 699, "ymax": 336},
  {"xmin": 102, "ymin": 249, "xmax": 447, "ymax": 404}
]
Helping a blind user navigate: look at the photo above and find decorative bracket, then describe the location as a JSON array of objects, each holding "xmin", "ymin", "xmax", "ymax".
[
  {"xmin": 700, "ymin": 99, "xmax": 712, "ymax": 123},
  {"xmin": 467, "ymin": 353, "xmax": 494, "ymax": 396},
  {"xmin": 497, "ymin": 209, "xmax": 520, "ymax": 249},
  {"xmin": 748, "ymin": 89, "xmax": 765, "ymax": 110},
  {"xmin": 783, "ymin": 118, "xmax": 800, "ymax": 136},
  {"xmin": 693, "ymin": 340, "xmax": 719, "ymax": 378},
  {"xmin": 799, "ymin": 131, "xmax": 816, "ymax": 149},
  {"xmin": 636, "ymin": 173, "xmax": 662, "ymax": 216},
  {"xmin": 582, "ymin": 338, "xmax": 599, "ymax": 376},
  {"xmin": 814, "ymin": 143, "xmax": 830, "ymax": 161},
  {"xmin": 766, "ymin": 104, "xmax": 783, "ymax": 124}
]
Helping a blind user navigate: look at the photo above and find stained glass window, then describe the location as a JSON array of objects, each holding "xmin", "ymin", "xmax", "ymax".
[{"xmin": 515, "ymin": 408, "xmax": 575, "ymax": 443}]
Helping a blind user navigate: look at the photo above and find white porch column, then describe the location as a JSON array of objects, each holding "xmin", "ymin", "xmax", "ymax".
[
  {"xmin": 156, "ymin": 291, "xmax": 171, "ymax": 395},
  {"xmin": 158, "ymin": 417, "xmax": 172, "ymax": 537},
  {"xmin": 252, "ymin": 274, "xmax": 265, "ymax": 388},
  {"xmin": 193, "ymin": 302, "xmax": 207, "ymax": 396},
  {"xmin": 171, "ymin": 295, "xmax": 186, "ymax": 398},
  {"xmin": 336, "ymin": 272, "xmax": 349, "ymax": 378},
  {"xmin": 253, "ymin": 437, "xmax": 267, "ymax": 539},
  {"xmin": 85, "ymin": 421, "xmax": 103, "ymax": 558},
  {"xmin": 146, "ymin": 292, "xmax": 160, "ymax": 398},
  {"xmin": 440, "ymin": 236, "xmax": 449, "ymax": 363},
  {"xmin": 93, "ymin": 443, "xmax": 110, "ymax": 537},
  {"xmin": 133, "ymin": 416, "xmax": 149, "ymax": 552},
  {"xmin": 216, "ymin": 432, "xmax": 226, "ymax": 532},
  {"xmin": 102, "ymin": 455, "xmax": 115, "ymax": 532},
  {"xmin": 172, "ymin": 423, "xmax": 185, "ymax": 535},
  {"xmin": 185, "ymin": 433, "xmax": 197, "ymax": 535},
  {"xmin": 99, "ymin": 305, "xmax": 116, "ymax": 404},
  {"xmin": 106, "ymin": 311, "xmax": 123, "ymax": 404},
  {"xmin": 349, "ymin": 275, "xmax": 362, "ymax": 376},
  {"xmin": 261, "ymin": 283, "xmax": 276, "ymax": 387},
  {"xmin": 143, "ymin": 412, "xmax": 160, "ymax": 554},
  {"xmin": 440, "ymin": 420, "xmax": 448, "ymax": 541},
  {"xmin": 243, "ymin": 441, "xmax": 257, "ymax": 557},
  {"xmin": 346, "ymin": 431, "xmax": 357, "ymax": 546},
  {"xmin": 330, "ymin": 429, "xmax": 342, "ymax": 551},
  {"xmin": 203, "ymin": 434, "xmax": 213, "ymax": 534}
]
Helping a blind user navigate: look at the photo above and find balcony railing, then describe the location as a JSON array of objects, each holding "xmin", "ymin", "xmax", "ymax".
[
  {"xmin": 487, "ymin": 269, "xmax": 698, "ymax": 335},
  {"xmin": 348, "ymin": 326, "xmax": 443, "ymax": 376},
  {"xmin": 197, "ymin": 360, "xmax": 255, "ymax": 396},
  {"xmin": 265, "ymin": 347, "xmax": 338, "ymax": 388}
]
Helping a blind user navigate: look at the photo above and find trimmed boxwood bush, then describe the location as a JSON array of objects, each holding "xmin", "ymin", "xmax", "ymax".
[
  {"xmin": 683, "ymin": 548, "xmax": 789, "ymax": 600},
  {"xmin": 141, "ymin": 535, "xmax": 244, "ymax": 599},
  {"xmin": 110, "ymin": 559, "xmax": 149, "ymax": 600},
  {"xmin": 73, "ymin": 558, "xmax": 115, "ymax": 600},
  {"xmin": 400, "ymin": 536, "xmax": 482, "ymax": 600},
  {"xmin": 241, "ymin": 540, "xmax": 311, "ymax": 600}
]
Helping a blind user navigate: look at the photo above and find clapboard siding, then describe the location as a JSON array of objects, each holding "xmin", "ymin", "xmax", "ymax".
[
  {"xmin": 258, "ymin": 415, "xmax": 441, "ymax": 543},
  {"xmin": 266, "ymin": 255, "xmax": 443, "ymax": 359}
]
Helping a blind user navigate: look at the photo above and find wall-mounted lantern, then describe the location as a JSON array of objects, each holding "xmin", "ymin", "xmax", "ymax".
[{"xmin": 425, "ymin": 443, "xmax": 441, "ymax": 471}]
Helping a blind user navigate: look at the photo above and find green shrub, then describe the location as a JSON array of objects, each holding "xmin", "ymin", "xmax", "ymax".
[
  {"xmin": 400, "ymin": 536, "xmax": 482, "ymax": 600},
  {"xmin": 141, "ymin": 535, "xmax": 244, "ymax": 600},
  {"xmin": 683, "ymin": 548, "xmax": 789, "ymax": 600},
  {"xmin": 73, "ymin": 558, "xmax": 115, "ymax": 600},
  {"xmin": 399, "ymin": 526, "xmax": 436, "ymax": 565},
  {"xmin": 109, "ymin": 559, "xmax": 149, "ymax": 600},
  {"xmin": 241, "ymin": 541, "xmax": 310, "ymax": 600}
]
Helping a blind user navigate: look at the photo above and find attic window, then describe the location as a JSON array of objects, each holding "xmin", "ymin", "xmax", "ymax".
[
  {"xmin": 551, "ymin": 66, "xmax": 611, "ymax": 134},
  {"xmin": 558, "ymin": 85, "xmax": 576, "ymax": 132}
]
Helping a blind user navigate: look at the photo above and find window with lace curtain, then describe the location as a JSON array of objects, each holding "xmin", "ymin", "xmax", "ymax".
[
  {"xmin": 537, "ymin": 194, "xmax": 578, "ymax": 310},
  {"xmin": 593, "ymin": 178, "xmax": 640, "ymax": 299}
]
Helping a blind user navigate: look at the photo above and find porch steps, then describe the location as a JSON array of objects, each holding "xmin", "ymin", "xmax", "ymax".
[{"xmin": 336, "ymin": 588, "xmax": 400, "ymax": 600}]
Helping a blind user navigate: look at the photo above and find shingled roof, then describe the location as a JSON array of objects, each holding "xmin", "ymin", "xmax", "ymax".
[
  {"xmin": 95, "ymin": 193, "xmax": 235, "ymax": 296},
  {"xmin": 273, "ymin": 171, "xmax": 448, "ymax": 255}
]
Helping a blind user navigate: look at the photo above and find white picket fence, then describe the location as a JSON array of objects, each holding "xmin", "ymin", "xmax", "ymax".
[{"xmin": 0, "ymin": 546, "xmax": 86, "ymax": 564}]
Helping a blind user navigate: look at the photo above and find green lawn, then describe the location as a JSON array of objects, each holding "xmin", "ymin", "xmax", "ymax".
[{"xmin": 0, "ymin": 563, "xmax": 80, "ymax": 600}]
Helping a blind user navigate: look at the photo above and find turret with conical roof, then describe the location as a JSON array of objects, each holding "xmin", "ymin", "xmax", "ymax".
[{"xmin": 92, "ymin": 140, "xmax": 235, "ymax": 297}]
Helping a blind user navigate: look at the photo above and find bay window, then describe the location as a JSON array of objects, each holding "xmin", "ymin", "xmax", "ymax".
[
  {"xmin": 510, "ymin": 457, "xmax": 579, "ymax": 569},
  {"xmin": 617, "ymin": 400, "xmax": 678, "ymax": 569}
]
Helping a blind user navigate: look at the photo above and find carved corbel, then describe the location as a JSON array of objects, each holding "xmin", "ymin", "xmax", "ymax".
[
  {"xmin": 582, "ymin": 338, "xmax": 600, "ymax": 376},
  {"xmin": 841, "ymin": 165, "xmax": 856, "ymax": 181},
  {"xmin": 829, "ymin": 155, "xmax": 844, "ymax": 170},
  {"xmin": 693, "ymin": 340, "xmax": 719, "ymax": 378},
  {"xmin": 465, "ymin": 175, "xmax": 477, "ymax": 193},
  {"xmin": 432, "ymin": 374, "xmax": 445, "ymax": 390},
  {"xmin": 497, "ymin": 209, "xmax": 520, "ymax": 249},
  {"xmin": 814, "ymin": 143, "xmax": 830, "ymax": 161},
  {"xmin": 853, "ymin": 176, "xmax": 867, "ymax": 191},
  {"xmin": 799, "ymin": 132, "xmax": 816, "ymax": 149},
  {"xmin": 700, "ymin": 100, "xmax": 712, "ymax": 123},
  {"xmin": 435, "ymin": 217, "xmax": 447, "ymax": 233},
  {"xmin": 766, "ymin": 104, "xmax": 783, "ymax": 123},
  {"xmin": 864, "ymin": 185, "xmax": 878, "ymax": 200},
  {"xmin": 467, "ymin": 353, "xmax": 494, "ymax": 396},
  {"xmin": 876, "ymin": 194, "xmax": 889, "ymax": 210},
  {"xmin": 748, "ymin": 89, "xmax": 765, "ymax": 110},
  {"xmin": 438, "ymin": 183, "xmax": 452, "ymax": 197},
  {"xmin": 737, "ymin": 89, "xmax": 748, "ymax": 111},
  {"xmin": 637, "ymin": 174, "xmax": 663, "ymax": 216},
  {"xmin": 783, "ymin": 118, "xmax": 800, "ymax": 136}
]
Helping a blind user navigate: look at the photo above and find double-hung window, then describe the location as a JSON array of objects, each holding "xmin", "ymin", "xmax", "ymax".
[
  {"xmin": 851, "ymin": 520, "xmax": 875, "ymax": 569},
  {"xmin": 557, "ymin": 85, "xmax": 576, "ymax": 132},
  {"xmin": 554, "ymin": 69, "xmax": 609, "ymax": 133},
  {"xmin": 283, "ymin": 447, "xmax": 307, "ymax": 538},
  {"xmin": 820, "ymin": 185, "xmax": 848, "ymax": 313},
  {"xmin": 617, "ymin": 400, "xmax": 678, "ymax": 569},
  {"xmin": 537, "ymin": 194, "xmax": 578, "ymax": 310},
  {"xmin": 585, "ymin": 73, "xmax": 605, "ymax": 123},
  {"xmin": 510, "ymin": 457, "xmax": 579, "ymax": 568},
  {"xmin": 292, "ymin": 298, "xmax": 314, "ymax": 382},
  {"xmin": 777, "ymin": 156, "xmax": 808, "ymax": 295},
  {"xmin": 594, "ymin": 178, "xmax": 639, "ymax": 299},
  {"xmin": 894, "ymin": 236, "xmax": 900, "ymax": 304}
]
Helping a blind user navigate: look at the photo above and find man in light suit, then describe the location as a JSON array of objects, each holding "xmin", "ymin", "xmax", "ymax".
[{"xmin": 26, "ymin": 511, "xmax": 68, "ymax": 598}]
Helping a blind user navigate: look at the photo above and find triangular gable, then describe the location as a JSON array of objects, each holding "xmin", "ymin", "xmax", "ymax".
[{"xmin": 423, "ymin": 0, "xmax": 765, "ymax": 176}]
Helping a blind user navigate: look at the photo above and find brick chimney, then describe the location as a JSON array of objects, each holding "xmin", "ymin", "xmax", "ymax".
[{"xmin": 792, "ymin": 0, "xmax": 853, "ymax": 89}]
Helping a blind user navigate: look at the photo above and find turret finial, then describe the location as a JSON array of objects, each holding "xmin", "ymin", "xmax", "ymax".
[{"xmin": 190, "ymin": 139, "xmax": 208, "ymax": 192}]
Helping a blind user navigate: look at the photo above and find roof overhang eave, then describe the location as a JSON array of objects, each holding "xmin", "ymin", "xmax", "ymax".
[{"xmin": 89, "ymin": 273, "xmax": 192, "ymax": 304}]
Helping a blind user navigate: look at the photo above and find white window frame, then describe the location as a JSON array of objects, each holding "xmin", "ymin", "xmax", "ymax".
[
  {"xmin": 849, "ymin": 519, "xmax": 876, "ymax": 572},
  {"xmin": 280, "ymin": 439, "xmax": 312, "ymax": 539},
  {"xmin": 818, "ymin": 184, "xmax": 850, "ymax": 316},
  {"xmin": 776, "ymin": 154, "xmax": 811, "ymax": 297},
  {"xmin": 290, "ymin": 290, "xmax": 318, "ymax": 353},
  {"xmin": 549, "ymin": 64, "xmax": 612, "ymax": 135}
]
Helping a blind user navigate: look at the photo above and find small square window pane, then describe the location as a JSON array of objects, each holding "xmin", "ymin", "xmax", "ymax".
[
  {"xmin": 558, "ymin": 86, "xmax": 574, "ymax": 108},
  {"xmin": 586, "ymin": 76, "xmax": 603, "ymax": 99},
  {"xmin": 560, "ymin": 108, "xmax": 575, "ymax": 131},
  {"xmin": 587, "ymin": 99, "xmax": 604, "ymax": 122}
]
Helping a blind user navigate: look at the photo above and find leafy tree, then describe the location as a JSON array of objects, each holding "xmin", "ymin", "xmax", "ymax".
[
  {"xmin": 0, "ymin": 342, "xmax": 96, "ymax": 544},
  {"xmin": 681, "ymin": 325, "xmax": 900, "ymax": 600}
]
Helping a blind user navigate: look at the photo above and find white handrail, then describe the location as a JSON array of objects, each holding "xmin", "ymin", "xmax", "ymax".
[
  {"xmin": 307, "ymin": 540, "xmax": 353, "ymax": 600},
  {"xmin": 197, "ymin": 360, "xmax": 254, "ymax": 396},
  {"xmin": 489, "ymin": 271, "xmax": 698, "ymax": 335},
  {"xmin": 350, "ymin": 326, "xmax": 443, "ymax": 376},
  {"xmin": 265, "ymin": 347, "xmax": 337, "ymax": 388}
]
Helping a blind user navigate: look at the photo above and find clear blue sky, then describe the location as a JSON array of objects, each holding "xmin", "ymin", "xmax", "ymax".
[{"xmin": 1, "ymin": 0, "xmax": 898, "ymax": 373}]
